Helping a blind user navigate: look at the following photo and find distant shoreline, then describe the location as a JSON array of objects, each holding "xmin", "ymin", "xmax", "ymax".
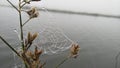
[{"xmin": 0, "ymin": 4, "xmax": 120, "ymax": 19}]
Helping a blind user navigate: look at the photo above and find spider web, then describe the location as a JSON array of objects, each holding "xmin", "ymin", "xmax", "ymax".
[
  {"xmin": 35, "ymin": 24, "xmax": 73, "ymax": 54},
  {"xmin": 14, "ymin": 7, "xmax": 74, "ymax": 55},
  {"xmin": 11, "ymin": 7, "xmax": 75, "ymax": 68}
]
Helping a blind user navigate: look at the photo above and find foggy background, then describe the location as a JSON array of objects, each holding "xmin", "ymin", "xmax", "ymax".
[
  {"xmin": 0, "ymin": 0, "xmax": 120, "ymax": 15},
  {"xmin": 0, "ymin": 0, "xmax": 120, "ymax": 68}
]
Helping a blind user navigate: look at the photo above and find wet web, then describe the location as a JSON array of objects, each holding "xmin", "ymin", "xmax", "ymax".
[
  {"xmin": 19, "ymin": 7, "xmax": 73, "ymax": 54},
  {"xmin": 35, "ymin": 24, "xmax": 73, "ymax": 54},
  {"xmin": 12, "ymin": 7, "xmax": 74, "ymax": 68}
]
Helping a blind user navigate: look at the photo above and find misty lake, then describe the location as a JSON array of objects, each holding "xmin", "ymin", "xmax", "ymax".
[{"xmin": 0, "ymin": 6, "xmax": 120, "ymax": 68}]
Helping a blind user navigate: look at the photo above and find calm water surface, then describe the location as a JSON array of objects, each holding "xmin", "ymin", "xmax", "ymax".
[{"xmin": 0, "ymin": 7, "xmax": 120, "ymax": 68}]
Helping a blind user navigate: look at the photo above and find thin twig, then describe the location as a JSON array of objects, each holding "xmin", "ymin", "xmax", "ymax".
[
  {"xmin": 22, "ymin": 18, "xmax": 31, "ymax": 26},
  {"xmin": 0, "ymin": 36, "xmax": 20, "ymax": 57},
  {"xmin": 55, "ymin": 57, "xmax": 69, "ymax": 68},
  {"xmin": 7, "ymin": 0, "xmax": 19, "ymax": 12}
]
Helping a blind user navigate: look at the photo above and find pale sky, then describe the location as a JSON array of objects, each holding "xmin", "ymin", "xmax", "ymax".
[{"xmin": 0, "ymin": 0, "xmax": 120, "ymax": 15}]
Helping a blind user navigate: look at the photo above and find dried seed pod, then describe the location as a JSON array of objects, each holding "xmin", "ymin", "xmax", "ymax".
[
  {"xmin": 25, "ymin": 50, "xmax": 33, "ymax": 58},
  {"xmin": 31, "ymin": 11, "xmax": 39, "ymax": 18},
  {"xmin": 27, "ymin": 32, "xmax": 32, "ymax": 44},
  {"xmin": 26, "ymin": 7, "xmax": 39, "ymax": 18},
  {"xmin": 34, "ymin": 46, "xmax": 42, "ymax": 59},
  {"xmin": 32, "ymin": 32, "xmax": 38, "ymax": 41},
  {"xmin": 70, "ymin": 43, "xmax": 80, "ymax": 58},
  {"xmin": 35, "ymin": 46, "xmax": 38, "ymax": 54},
  {"xmin": 29, "ymin": 7, "xmax": 36, "ymax": 15},
  {"xmin": 37, "ymin": 49, "xmax": 42, "ymax": 56}
]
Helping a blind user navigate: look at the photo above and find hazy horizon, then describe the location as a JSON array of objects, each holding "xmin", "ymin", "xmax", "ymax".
[{"xmin": 0, "ymin": 0, "xmax": 120, "ymax": 15}]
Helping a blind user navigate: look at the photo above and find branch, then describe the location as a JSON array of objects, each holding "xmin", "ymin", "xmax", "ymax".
[
  {"xmin": 0, "ymin": 36, "xmax": 20, "ymax": 57},
  {"xmin": 7, "ymin": 0, "xmax": 19, "ymax": 12},
  {"xmin": 55, "ymin": 57, "xmax": 69, "ymax": 68},
  {"xmin": 22, "ymin": 18, "xmax": 31, "ymax": 26}
]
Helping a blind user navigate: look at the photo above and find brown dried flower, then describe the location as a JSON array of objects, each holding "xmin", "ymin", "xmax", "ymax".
[
  {"xmin": 26, "ymin": 7, "xmax": 39, "ymax": 18},
  {"xmin": 24, "ymin": 47, "xmax": 43, "ymax": 68},
  {"xmin": 32, "ymin": 32, "xmax": 38, "ymax": 41},
  {"xmin": 70, "ymin": 43, "xmax": 80, "ymax": 58},
  {"xmin": 34, "ymin": 46, "xmax": 42, "ymax": 59},
  {"xmin": 25, "ymin": 50, "xmax": 33, "ymax": 58},
  {"xmin": 27, "ymin": 32, "xmax": 38, "ymax": 44},
  {"xmin": 27, "ymin": 32, "xmax": 32, "ymax": 44}
]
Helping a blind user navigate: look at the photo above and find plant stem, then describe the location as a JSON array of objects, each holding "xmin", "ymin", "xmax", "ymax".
[
  {"xmin": 22, "ymin": 18, "xmax": 31, "ymax": 26},
  {"xmin": 18, "ymin": 1, "xmax": 30, "ymax": 68},
  {"xmin": 0, "ymin": 36, "xmax": 20, "ymax": 57},
  {"xmin": 7, "ymin": 0, "xmax": 19, "ymax": 12},
  {"xmin": 19, "ymin": 0, "xmax": 24, "ymax": 50},
  {"xmin": 55, "ymin": 57, "xmax": 69, "ymax": 68}
]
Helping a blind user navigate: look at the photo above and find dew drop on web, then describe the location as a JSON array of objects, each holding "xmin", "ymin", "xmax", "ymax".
[
  {"xmin": 12, "ymin": 6, "xmax": 74, "ymax": 68},
  {"xmin": 15, "ymin": 7, "xmax": 74, "ymax": 55},
  {"xmin": 21, "ymin": 7, "xmax": 74, "ymax": 55},
  {"xmin": 34, "ymin": 7, "xmax": 73, "ymax": 54}
]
